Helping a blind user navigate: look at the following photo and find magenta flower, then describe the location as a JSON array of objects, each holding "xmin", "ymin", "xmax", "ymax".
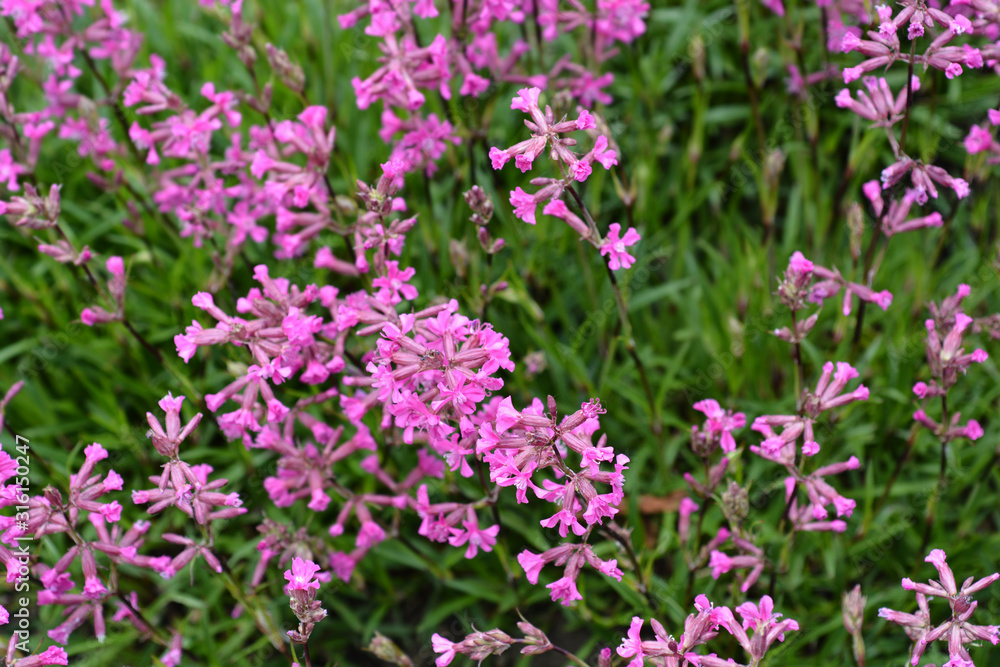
[
  {"xmin": 447, "ymin": 508, "xmax": 499, "ymax": 559},
  {"xmin": 600, "ymin": 223, "xmax": 641, "ymax": 270},
  {"xmin": 881, "ymin": 549, "xmax": 999, "ymax": 666},
  {"xmin": 517, "ymin": 550, "xmax": 547, "ymax": 585},
  {"xmin": 431, "ymin": 634, "xmax": 457, "ymax": 667},
  {"xmin": 965, "ymin": 125, "xmax": 994, "ymax": 154},
  {"xmin": 510, "ymin": 187, "xmax": 537, "ymax": 225},
  {"xmin": 616, "ymin": 617, "xmax": 646, "ymax": 667},
  {"xmin": 692, "ymin": 399, "xmax": 746, "ymax": 453},
  {"xmin": 716, "ymin": 595, "xmax": 799, "ymax": 664},
  {"xmin": 546, "ymin": 575, "xmax": 583, "ymax": 605},
  {"xmin": 372, "ymin": 261, "xmax": 418, "ymax": 304},
  {"xmin": 284, "ymin": 557, "xmax": 322, "ymax": 592}
]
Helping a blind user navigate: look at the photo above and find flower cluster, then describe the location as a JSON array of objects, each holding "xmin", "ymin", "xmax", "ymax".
[
  {"xmin": 431, "ymin": 615, "xmax": 559, "ymax": 666},
  {"xmin": 911, "ymin": 284, "xmax": 989, "ymax": 443},
  {"xmin": 477, "ymin": 396, "xmax": 629, "ymax": 604},
  {"xmin": 618, "ymin": 595, "xmax": 798, "ymax": 667},
  {"xmin": 777, "ymin": 251, "xmax": 893, "ymax": 320},
  {"xmin": 879, "ymin": 549, "xmax": 1000, "ymax": 667},
  {"xmin": 492, "ymin": 87, "xmax": 641, "ymax": 271}
]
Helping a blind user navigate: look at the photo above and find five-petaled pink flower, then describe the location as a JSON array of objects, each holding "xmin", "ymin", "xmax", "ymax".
[
  {"xmin": 600, "ymin": 223, "xmax": 641, "ymax": 270},
  {"xmin": 284, "ymin": 557, "xmax": 322, "ymax": 591}
]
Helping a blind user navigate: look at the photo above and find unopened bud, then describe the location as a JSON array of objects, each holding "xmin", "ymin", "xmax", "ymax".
[
  {"xmin": 515, "ymin": 619, "xmax": 552, "ymax": 655},
  {"xmin": 721, "ymin": 481, "xmax": 749, "ymax": 524},
  {"xmin": 689, "ymin": 34, "xmax": 705, "ymax": 82},
  {"xmin": 690, "ymin": 425, "xmax": 718, "ymax": 458},
  {"xmin": 842, "ymin": 584, "xmax": 866, "ymax": 635},
  {"xmin": 266, "ymin": 44, "xmax": 304, "ymax": 93},
  {"xmin": 464, "ymin": 185, "xmax": 493, "ymax": 224},
  {"xmin": 366, "ymin": 631, "xmax": 413, "ymax": 666},
  {"xmin": 848, "ymin": 202, "xmax": 865, "ymax": 262}
]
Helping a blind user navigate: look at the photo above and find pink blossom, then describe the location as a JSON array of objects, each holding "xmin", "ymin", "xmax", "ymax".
[
  {"xmin": 616, "ymin": 617, "xmax": 646, "ymax": 667},
  {"xmin": 284, "ymin": 557, "xmax": 322, "ymax": 591},
  {"xmin": 600, "ymin": 223, "xmax": 641, "ymax": 270},
  {"xmin": 965, "ymin": 125, "xmax": 993, "ymax": 154},
  {"xmin": 510, "ymin": 187, "xmax": 538, "ymax": 224},
  {"xmin": 447, "ymin": 509, "xmax": 499, "ymax": 558}
]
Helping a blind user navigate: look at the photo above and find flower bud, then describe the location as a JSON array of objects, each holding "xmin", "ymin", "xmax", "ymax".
[
  {"xmin": 516, "ymin": 619, "xmax": 552, "ymax": 655},
  {"xmin": 366, "ymin": 631, "xmax": 413, "ymax": 666},
  {"xmin": 266, "ymin": 44, "xmax": 305, "ymax": 92},
  {"xmin": 721, "ymin": 481, "xmax": 749, "ymax": 524},
  {"xmin": 845, "ymin": 200, "xmax": 866, "ymax": 259},
  {"xmin": 842, "ymin": 584, "xmax": 866, "ymax": 635}
]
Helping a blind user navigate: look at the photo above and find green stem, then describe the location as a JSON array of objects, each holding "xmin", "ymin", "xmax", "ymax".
[
  {"xmin": 921, "ymin": 394, "xmax": 950, "ymax": 553},
  {"xmin": 551, "ymin": 644, "xmax": 590, "ymax": 667},
  {"xmin": 565, "ymin": 186, "xmax": 662, "ymax": 440}
]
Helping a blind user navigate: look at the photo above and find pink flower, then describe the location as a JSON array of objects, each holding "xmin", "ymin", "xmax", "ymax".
[
  {"xmin": 693, "ymin": 399, "xmax": 746, "ymax": 452},
  {"xmin": 600, "ymin": 223, "xmax": 641, "ymax": 270},
  {"xmin": 85, "ymin": 443, "xmax": 108, "ymax": 463},
  {"xmin": 372, "ymin": 261, "xmax": 418, "ymax": 304},
  {"xmin": 965, "ymin": 125, "xmax": 993, "ymax": 154},
  {"xmin": 356, "ymin": 521, "xmax": 387, "ymax": 549},
  {"xmin": 617, "ymin": 617, "xmax": 646, "ymax": 667},
  {"xmin": 709, "ymin": 550, "xmax": 733, "ymax": 578},
  {"xmin": 431, "ymin": 634, "xmax": 457, "ymax": 667},
  {"xmin": 448, "ymin": 509, "xmax": 499, "ymax": 558},
  {"xmin": 964, "ymin": 420, "xmax": 984, "ymax": 441},
  {"xmin": 250, "ymin": 150, "xmax": 275, "ymax": 178},
  {"xmin": 21, "ymin": 647, "xmax": 68, "ymax": 666},
  {"xmin": 510, "ymin": 187, "xmax": 537, "ymax": 225},
  {"xmin": 547, "ymin": 575, "xmax": 583, "ymax": 605},
  {"xmin": 489, "ymin": 147, "xmax": 510, "ymax": 170},
  {"xmin": 517, "ymin": 550, "xmax": 546, "ymax": 584},
  {"xmin": 106, "ymin": 256, "xmax": 124, "ymax": 277},
  {"xmin": 511, "ymin": 87, "xmax": 542, "ymax": 113},
  {"xmin": 590, "ymin": 135, "xmax": 618, "ymax": 169},
  {"xmin": 284, "ymin": 557, "xmax": 322, "ymax": 591},
  {"xmin": 761, "ymin": 0, "xmax": 784, "ymax": 16},
  {"xmin": 571, "ymin": 160, "xmax": 592, "ymax": 181}
]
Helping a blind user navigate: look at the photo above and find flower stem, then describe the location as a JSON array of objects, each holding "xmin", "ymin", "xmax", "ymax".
[
  {"xmin": 791, "ymin": 310, "xmax": 804, "ymax": 408},
  {"xmin": 551, "ymin": 644, "xmax": 590, "ymax": 667},
  {"xmin": 921, "ymin": 395, "xmax": 949, "ymax": 553},
  {"xmin": 565, "ymin": 185, "xmax": 662, "ymax": 440}
]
